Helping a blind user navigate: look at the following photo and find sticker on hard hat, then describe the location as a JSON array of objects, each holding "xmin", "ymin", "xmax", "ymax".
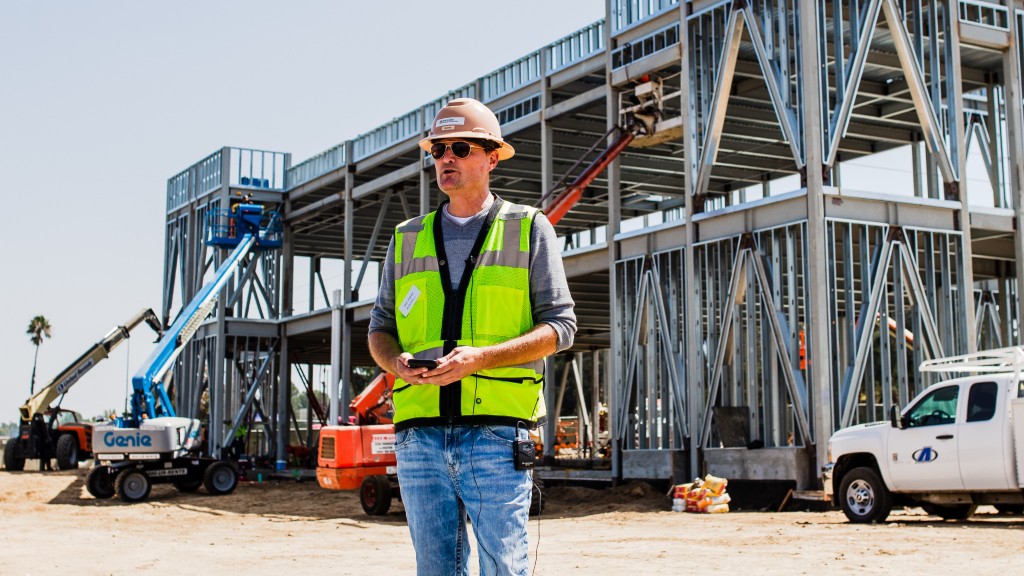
[{"xmin": 437, "ymin": 117, "xmax": 465, "ymax": 127}]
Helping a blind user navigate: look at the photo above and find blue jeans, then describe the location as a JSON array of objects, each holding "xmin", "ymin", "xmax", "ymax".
[{"xmin": 395, "ymin": 425, "xmax": 532, "ymax": 576}]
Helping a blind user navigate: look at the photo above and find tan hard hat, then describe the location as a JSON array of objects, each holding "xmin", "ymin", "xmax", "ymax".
[{"xmin": 418, "ymin": 98, "xmax": 515, "ymax": 161}]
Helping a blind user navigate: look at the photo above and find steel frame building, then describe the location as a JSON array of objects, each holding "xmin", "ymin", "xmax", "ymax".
[{"xmin": 161, "ymin": 0, "xmax": 1024, "ymax": 488}]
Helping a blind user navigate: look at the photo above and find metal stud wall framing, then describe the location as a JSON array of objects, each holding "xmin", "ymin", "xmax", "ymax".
[
  {"xmin": 159, "ymin": 1, "xmax": 1024, "ymax": 485},
  {"xmin": 614, "ymin": 251, "xmax": 688, "ymax": 452},
  {"xmin": 827, "ymin": 221, "xmax": 969, "ymax": 429},
  {"xmin": 694, "ymin": 224, "xmax": 810, "ymax": 450}
]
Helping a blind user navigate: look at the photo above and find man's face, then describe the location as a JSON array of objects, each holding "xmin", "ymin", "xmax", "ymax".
[{"xmin": 432, "ymin": 139, "xmax": 498, "ymax": 196}]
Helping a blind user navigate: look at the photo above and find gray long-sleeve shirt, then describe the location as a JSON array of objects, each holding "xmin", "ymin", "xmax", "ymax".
[{"xmin": 368, "ymin": 199, "xmax": 576, "ymax": 351}]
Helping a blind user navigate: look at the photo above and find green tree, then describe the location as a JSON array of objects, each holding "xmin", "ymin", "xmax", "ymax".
[{"xmin": 26, "ymin": 315, "xmax": 52, "ymax": 396}]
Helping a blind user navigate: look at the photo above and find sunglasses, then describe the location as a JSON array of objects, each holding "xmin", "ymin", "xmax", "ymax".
[{"xmin": 429, "ymin": 141, "xmax": 485, "ymax": 160}]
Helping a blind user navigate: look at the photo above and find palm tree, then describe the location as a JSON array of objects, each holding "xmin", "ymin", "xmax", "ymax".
[{"xmin": 27, "ymin": 315, "xmax": 52, "ymax": 396}]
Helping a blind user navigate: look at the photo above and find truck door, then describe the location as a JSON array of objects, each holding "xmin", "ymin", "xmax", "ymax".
[
  {"xmin": 957, "ymin": 380, "xmax": 1012, "ymax": 490},
  {"xmin": 887, "ymin": 384, "xmax": 962, "ymax": 491}
]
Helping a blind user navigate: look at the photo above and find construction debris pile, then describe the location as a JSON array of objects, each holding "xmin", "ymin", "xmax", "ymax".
[{"xmin": 671, "ymin": 474, "xmax": 730, "ymax": 513}]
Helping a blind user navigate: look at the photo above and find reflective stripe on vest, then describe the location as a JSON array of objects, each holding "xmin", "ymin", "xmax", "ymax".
[{"xmin": 391, "ymin": 201, "xmax": 546, "ymax": 424}]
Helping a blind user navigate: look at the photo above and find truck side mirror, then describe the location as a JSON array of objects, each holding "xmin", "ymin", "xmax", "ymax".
[{"xmin": 889, "ymin": 405, "xmax": 903, "ymax": 429}]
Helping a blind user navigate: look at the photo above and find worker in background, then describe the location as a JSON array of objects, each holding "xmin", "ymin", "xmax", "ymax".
[
  {"xmin": 227, "ymin": 193, "xmax": 252, "ymax": 239},
  {"xmin": 368, "ymin": 97, "xmax": 576, "ymax": 576}
]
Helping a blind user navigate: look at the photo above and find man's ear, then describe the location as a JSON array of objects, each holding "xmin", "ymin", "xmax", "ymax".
[{"xmin": 487, "ymin": 150, "xmax": 499, "ymax": 172}]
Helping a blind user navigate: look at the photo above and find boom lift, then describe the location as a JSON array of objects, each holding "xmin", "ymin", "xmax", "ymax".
[
  {"xmin": 86, "ymin": 203, "xmax": 281, "ymax": 503},
  {"xmin": 540, "ymin": 75, "xmax": 665, "ymax": 226},
  {"xmin": 3, "ymin": 308, "xmax": 162, "ymax": 472}
]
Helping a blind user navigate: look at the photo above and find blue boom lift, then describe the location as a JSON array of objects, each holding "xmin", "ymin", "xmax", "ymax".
[{"xmin": 86, "ymin": 203, "xmax": 281, "ymax": 502}]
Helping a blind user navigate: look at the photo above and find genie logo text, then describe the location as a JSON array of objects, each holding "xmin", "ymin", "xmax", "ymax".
[
  {"xmin": 912, "ymin": 447, "xmax": 938, "ymax": 463},
  {"xmin": 102, "ymin": 431, "xmax": 154, "ymax": 448}
]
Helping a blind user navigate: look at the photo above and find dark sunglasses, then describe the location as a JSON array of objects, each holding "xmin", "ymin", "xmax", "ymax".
[{"xmin": 429, "ymin": 141, "xmax": 485, "ymax": 160}]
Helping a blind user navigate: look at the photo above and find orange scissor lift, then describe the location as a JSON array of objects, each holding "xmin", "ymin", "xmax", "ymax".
[{"xmin": 316, "ymin": 372, "xmax": 399, "ymax": 515}]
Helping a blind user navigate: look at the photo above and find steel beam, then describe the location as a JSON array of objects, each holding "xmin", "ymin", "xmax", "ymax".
[
  {"xmin": 839, "ymin": 236, "xmax": 894, "ymax": 428},
  {"xmin": 824, "ymin": 0, "xmax": 885, "ymax": 166},
  {"xmin": 880, "ymin": 0, "xmax": 958, "ymax": 184},
  {"xmin": 694, "ymin": 8, "xmax": 745, "ymax": 201},
  {"xmin": 742, "ymin": 5, "xmax": 803, "ymax": 165},
  {"xmin": 1005, "ymin": 9, "xmax": 1024, "ymax": 346}
]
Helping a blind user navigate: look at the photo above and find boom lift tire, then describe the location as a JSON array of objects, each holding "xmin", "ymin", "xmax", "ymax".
[
  {"xmin": 3, "ymin": 440, "xmax": 25, "ymax": 471},
  {"xmin": 115, "ymin": 469, "xmax": 152, "ymax": 502},
  {"xmin": 839, "ymin": 467, "xmax": 892, "ymax": 523},
  {"xmin": 203, "ymin": 461, "xmax": 239, "ymax": 496},
  {"xmin": 921, "ymin": 502, "xmax": 978, "ymax": 521},
  {"xmin": 55, "ymin": 434, "xmax": 79, "ymax": 470},
  {"xmin": 86, "ymin": 466, "xmax": 116, "ymax": 499},
  {"xmin": 173, "ymin": 478, "xmax": 204, "ymax": 493},
  {"xmin": 360, "ymin": 474, "xmax": 392, "ymax": 516},
  {"xmin": 995, "ymin": 504, "xmax": 1024, "ymax": 515}
]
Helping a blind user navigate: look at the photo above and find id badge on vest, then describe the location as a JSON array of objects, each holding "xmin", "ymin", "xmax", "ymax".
[{"xmin": 399, "ymin": 284, "xmax": 421, "ymax": 317}]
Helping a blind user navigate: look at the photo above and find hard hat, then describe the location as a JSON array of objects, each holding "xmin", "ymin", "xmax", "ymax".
[{"xmin": 418, "ymin": 98, "xmax": 515, "ymax": 160}]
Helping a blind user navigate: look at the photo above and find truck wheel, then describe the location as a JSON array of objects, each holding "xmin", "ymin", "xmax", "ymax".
[
  {"xmin": 839, "ymin": 466, "xmax": 892, "ymax": 523},
  {"xmin": 3, "ymin": 440, "xmax": 25, "ymax": 471},
  {"xmin": 55, "ymin": 434, "xmax": 79, "ymax": 470},
  {"xmin": 115, "ymin": 470, "xmax": 151, "ymax": 502},
  {"xmin": 529, "ymin": 476, "xmax": 545, "ymax": 516},
  {"xmin": 922, "ymin": 503, "xmax": 977, "ymax": 521},
  {"xmin": 360, "ymin": 475, "xmax": 392, "ymax": 515},
  {"xmin": 86, "ymin": 466, "xmax": 116, "ymax": 499},
  {"xmin": 173, "ymin": 478, "xmax": 204, "ymax": 493},
  {"xmin": 203, "ymin": 461, "xmax": 238, "ymax": 496}
]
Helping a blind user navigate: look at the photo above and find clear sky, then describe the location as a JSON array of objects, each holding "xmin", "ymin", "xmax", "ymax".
[
  {"xmin": 0, "ymin": 0, "xmax": 606, "ymax": 422},
  {"xmin": 0, "ymin": 1, "xmax": 998, "ymax": 426}
]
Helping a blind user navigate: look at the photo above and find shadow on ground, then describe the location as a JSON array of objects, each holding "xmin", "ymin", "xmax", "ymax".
[
  {"xmin": 33, "ymin": 468, "xmax": 1024, "ymax": 528},
  {"xmin": 42, "ymin": 468, "xmax": 407, "ymax": 524}
]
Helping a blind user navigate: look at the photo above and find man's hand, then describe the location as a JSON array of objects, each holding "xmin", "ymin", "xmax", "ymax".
[
  {"xmin": 393, "ymin": 353, "xmax": 438, "ymax": 384},
  {"xmin": 369, "ymin": 333, "xmax": 441, "ymax": 385},
  {"xmin": 414, "ymin": 346, "xmax": 486, "ymax": 386},
  {"xmin": 369, "ymin": 325, "xmax": 556, "ymax": 386}
]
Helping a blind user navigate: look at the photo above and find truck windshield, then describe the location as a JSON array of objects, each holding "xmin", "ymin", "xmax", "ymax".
[{"xmin": 905, "ymin": 385, "xmax": 958, "ymax": 427}]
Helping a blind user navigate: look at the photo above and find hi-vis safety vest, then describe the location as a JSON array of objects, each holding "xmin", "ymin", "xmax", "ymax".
[{"xmin": 391, "ymin": 199, "xmax": 546, "ymax": 430}]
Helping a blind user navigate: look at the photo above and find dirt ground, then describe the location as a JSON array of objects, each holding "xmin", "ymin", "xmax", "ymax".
[{"xmin": 1, "ymin": 468, "xmax": 1022, "ymax": 575}]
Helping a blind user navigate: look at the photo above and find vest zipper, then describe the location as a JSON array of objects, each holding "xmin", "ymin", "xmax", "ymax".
[{"xmin": 433, "ymin": 199, "xmax": 504, "ymax": 423}]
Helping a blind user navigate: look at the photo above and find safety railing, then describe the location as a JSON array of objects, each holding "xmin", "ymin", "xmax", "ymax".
[
  {"xmin": 495, "ymin": 95, "xmax": 542, "ymax": 126},
  {"xmin": 229, "ymin": 148, "xmax": 286, "ymax": 190},
  {"xmin": 480, "ymin": 51, "xmax": 543, "ymax": 103},
  {"xmin": 611, "ymin": 0, "xmax": 680, "ymax": 32},
  {"xmin": 958, "ymin": 0, "xmax": 1009, "ymax": 31},
  {"xmin": 611, "ymin": 21, "xmax": 680, "ymax": 69},
  {"xmin": 286, "ymin": 143, "xmax": 346, "ymax": 188},
  {"xmin": 205, "ymin": 208, "xmax": 283, "ymax": 249},
  {"xmin": 196, "ymin": 149, "xmax": 224, "ymax": 197},
  {"xmin": 166, "ymin": 169, "xmax": 190, "ymax": 212},
  {"xmin": 548, "ymin": 20, "xmax": 606, "ymax": 73},
  {"xmin": 353, "ymin": 108, "xmax": 422, "ymax": 162}
]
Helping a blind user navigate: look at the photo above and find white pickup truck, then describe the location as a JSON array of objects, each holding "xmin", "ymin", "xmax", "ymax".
[{"xmin": 823, "ymin": 347, "xmax": 1024, "ymax": 522}]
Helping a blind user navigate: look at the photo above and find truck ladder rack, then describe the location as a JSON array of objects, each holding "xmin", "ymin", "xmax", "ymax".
[{"xmin": 919, "ymin": 346, "xmax": 1024, "ymax": 373}]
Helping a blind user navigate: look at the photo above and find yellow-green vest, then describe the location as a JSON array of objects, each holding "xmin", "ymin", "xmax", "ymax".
[{"xmin": 391, "ymin": 200, "xmax": 546, "ymax": 430}]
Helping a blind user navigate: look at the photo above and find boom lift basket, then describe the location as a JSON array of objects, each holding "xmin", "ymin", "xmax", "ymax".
[{"xmin": 206, "ymin": 204, "xmax": 283, "ymax": 249}]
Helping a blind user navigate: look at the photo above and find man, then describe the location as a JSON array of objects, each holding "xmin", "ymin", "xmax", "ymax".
[{"xmin": 368, "ymin": 97, "xmax": 576, "ymax": 576}]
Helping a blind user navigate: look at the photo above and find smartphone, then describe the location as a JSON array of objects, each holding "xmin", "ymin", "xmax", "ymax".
[{"xmin": 407, "ymin": 358, "xmax": 438, "ymax": 370}]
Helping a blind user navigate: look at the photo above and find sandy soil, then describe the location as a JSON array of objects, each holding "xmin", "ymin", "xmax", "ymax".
[{"xmin": 1, "ymin": 468, "xmax": 1022, "ymax": 575}]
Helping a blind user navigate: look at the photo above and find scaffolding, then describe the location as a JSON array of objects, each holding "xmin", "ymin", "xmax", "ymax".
[{"xmin": 161, "ymin": 0, "xmax": 1024, "ymax": 488}]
